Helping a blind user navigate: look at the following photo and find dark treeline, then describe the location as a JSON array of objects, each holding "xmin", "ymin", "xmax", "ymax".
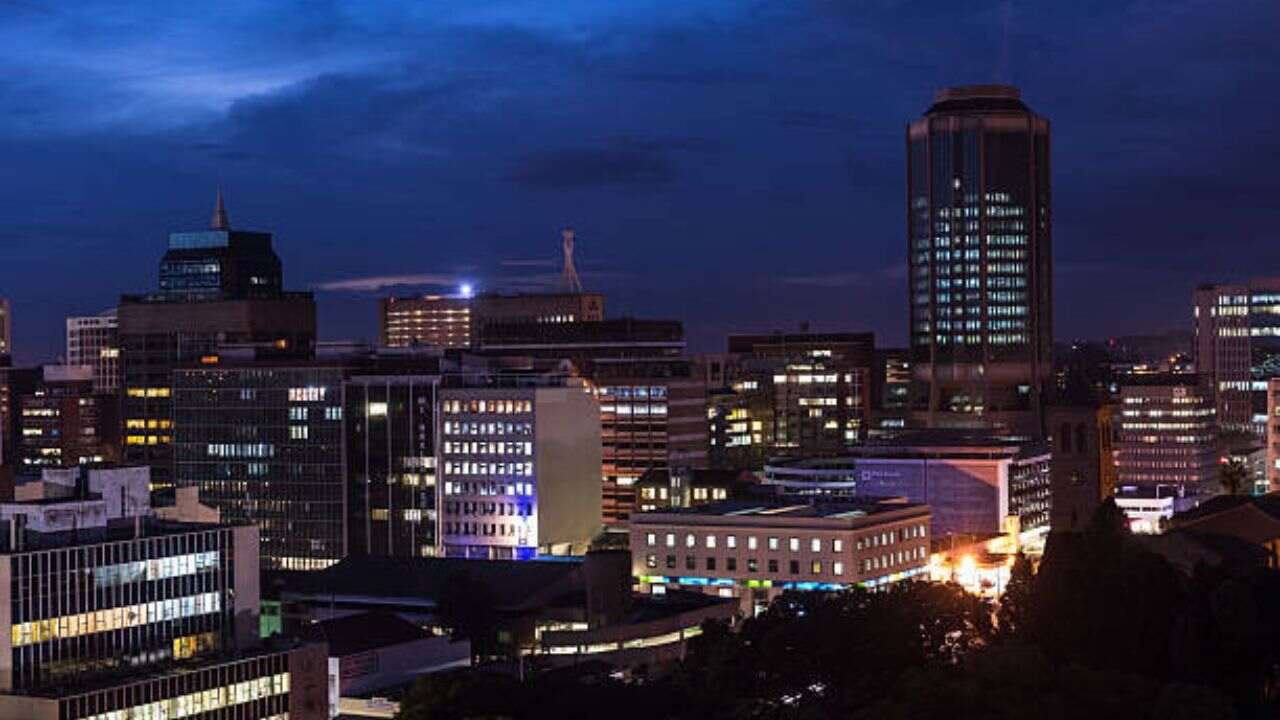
[{"xmin": 397, "ymin": 502, "xmax": 1280, "ymax": 719}]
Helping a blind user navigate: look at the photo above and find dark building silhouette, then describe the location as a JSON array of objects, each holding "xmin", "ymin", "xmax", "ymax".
[
  {"xmin": 119, "ymin": 194, "xmax": 316, "ymax": 489},
  {"xmin": 907, "ymin": 85, "xmax": 1052, "ymax": 434}
]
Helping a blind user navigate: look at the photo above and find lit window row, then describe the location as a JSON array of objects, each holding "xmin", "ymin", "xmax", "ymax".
[
  {"xmin": 442, "ymin": 399, "xmax": 532, "ymax": 414},
  {"xmin": 92, "ymin": 551, "xmax": 220, "ymax": 588},
  {"xmin": 443, "ymin": 461, "xmax": 534, "ymax": 477},
  {"xmin": 82, "ymin": 673, "xmax": 289, "ymax": 720},
  {"xmin": 12, "ymin": 592, "xmax": 222, "ymax": 647}
]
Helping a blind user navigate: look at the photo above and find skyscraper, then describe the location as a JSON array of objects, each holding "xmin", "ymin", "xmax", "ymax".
[
  {"xmin": 119, "ymin": 194, "xmax": 316, "ymax": 489},
  {"xmin": 907, "ymin": 85, "xmax": 1052, "ymax": 433}
]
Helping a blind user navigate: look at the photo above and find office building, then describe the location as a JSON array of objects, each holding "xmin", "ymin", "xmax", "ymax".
[
  {"xmin": 631, "ymin": 498, "xmax": 931, "ymax": 613},
  {"xmin": 474, "ymin": 318, "xmax": 706, "ymax": 527},
  {"xmin": 344, "ymin": 370, "xmax": 443, "ymax": 559},
  {"xmin": 119, "ymin": 195, "xmax": 316, "ymax": 489},
  {"xmin": 158, "ymin": 191, "xmax": 282, "ymax": 299},
  {"xmin": 709, "ymin": 333, "xmax": 874, "ymax": 469},
  {"xmin": 0, "ymin": 299, "xmax": 9, "ymax": 357},
  {"xmin": 871, "ymin": 348, "xmax": 912, "ymax": 434},
  {"xmin": 18, "ymin": 365, "xmax": 121, "ymax": 468},
  {"xmin": 380, "ymin": 294, "xmax": 472, "ymax": 349},
  {"xmin": 173, "ymin": 363, "xmax": 348, "ymax": 571},
  {"xmin": 761, "ymin": 432, "xmax": 1052, "ymax": 541},
  {"xmin": 66, "ymin": 310, "xmax": 121, "ymax": 393},
  {"xmin": 380, "ymin": 291, "xmax": 604, "ymax": 349},
  {"xmin": 174, "ymin": 346, "xmax": 451, "ymax": 570},
  {"xmin": 0, "ymin": 465, "xmax": 328, "ymax": 720},
  {"xmin": 1115, "ymin": 375, "xmax": 1217, "ymax": 495},
  {"xmin": 634, "ymin": 467, "xmax": 757, "ymax": 513},
  {"xmin": 907, "ymin": 85, "xmax": 1052, "ymax": 432},
  {"xmin": 1192, "ymin": 279, "xmax": 1280, "ymax": 436},
  {"xmin": 593, "ymin": 357, "xmax": 707, "ymax": 526},
  {"xmin": 439, "ymin": 379, "xmax": 602, "ymax": 559},
  {"xmin": 1264, "ymin": 378, "xmax": 1280, "ymax": 492},
  {"xmin": 0, "ymin": 363, "xmax": 39, "ymax": 466}
]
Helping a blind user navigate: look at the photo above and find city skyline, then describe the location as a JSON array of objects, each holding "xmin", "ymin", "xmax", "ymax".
[{"xmin": 1, "ymin": 2, "xmax": 1277, "ymax": 365}]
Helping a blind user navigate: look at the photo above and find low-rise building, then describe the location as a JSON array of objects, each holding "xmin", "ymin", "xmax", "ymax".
[
  {"xmin": 0, "ymin": 464, "xmax": 328, "ymax": 720},
  {"xmin": 305, "ymin": 611, "xmax": 469, "ymax": 711},
  {"xmin": 273, "ymin": 551, "xmax": 735, "ymax": 674},
  {"xmin": 1114, "ymin": 486, "xmax": 1182, "ymax": 534},
  {"xmin": 630, "ymin": 498, "xmax": 931, "ymax": 613},
  {"xmin": 761, "ymin": 432, "xmax": 1051, "ymax": 542}
]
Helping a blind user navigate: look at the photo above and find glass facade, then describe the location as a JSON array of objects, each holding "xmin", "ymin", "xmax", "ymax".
[
  {"xmin": 54, "ymin": 648, "xmax": 298, "ymax": 720},
  {"xmin": 173, "ymin": 367, "xmax": 345, "ymax": 571},
  {"xmin": 159, "ymin": 231, "xmax": 282, "ymax": 300},
  {"xmin": 345, "ymin": 377, "xmax": 440, "ymax": 558},
  {"xmin": 5, "ymin": 528, "xmax": 238, "ymax": 692},
  {"xmin": 907, "ymin": 86, "xmax": 1051, "ymax": 417}
]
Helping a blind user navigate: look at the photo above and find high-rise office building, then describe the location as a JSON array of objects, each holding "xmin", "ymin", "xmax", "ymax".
[
  {"xmin": 907, "ymin": 85, "xmax": 1052, "ymax": 433},
  {"xmin": 344, "ymin": 372, "xmax": 442, "ymax": 559},
  {"xmin": 1114, "ymin": 375, "xmax": 1217, "ymax": 495},
  {"xmin": 708, "ymin": 333, "xmax": 874, "ymax": 470},
  {"xmin": 1192, "ymin": 279, "xmax": 1280, "ymax": 437},
  {"xmin": 380, "ymin": 291, "xmax": 605, "ymax": 349},
  {"xmin": 119, "ymin": 195, "xmax": 316, "ymax": 489},
  {"xmin": 475, "ymin": 319, "xmax": 706, "ymax": 526},
  {"xmin": 173, "ymin": 363, "xmax": 348, "ymax": 571},
  {"xmin": 0, "ymin": 465, "xmax": 328, "ymax": 720},
  {"xmin": 173, "ymin": 347, "xmax": 450, "ymax": 570},
  {"xmin": 439, "ymin": 379, "xmax": 602, "ymax": 559},
  {"xmin": 0, "ymin": 299, "xmax": 10, "ymax": 357},
  {"xmin": 66, "ymin": 309, "xmax": 121, "ymax": 393}
]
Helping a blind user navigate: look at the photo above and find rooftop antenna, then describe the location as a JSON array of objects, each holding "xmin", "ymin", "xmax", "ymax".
[{"xmin": 561, "ymin": 228, "xmax": 583, "ymax": 293}]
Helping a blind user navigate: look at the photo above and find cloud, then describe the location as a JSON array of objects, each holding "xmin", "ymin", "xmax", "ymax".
[
  {"xmin": 314, "ymin": 273, "xmax": 462, "ymax": 292},
  {"xmin": 509, "ymin": 143, "xmax": 678, "ymax": 189},
  {"xmin": 500, "ymin": 258, "xmax": 560, "ymax": 268},
  {"xmin": 779, "ymin": 264, "xmax": 905, "ymax": 288}
]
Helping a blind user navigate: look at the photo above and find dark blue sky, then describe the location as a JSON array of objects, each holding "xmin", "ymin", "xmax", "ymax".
[{"xmin": 2, "ymin": 1, "xmax": 1278, "ymax": 363}]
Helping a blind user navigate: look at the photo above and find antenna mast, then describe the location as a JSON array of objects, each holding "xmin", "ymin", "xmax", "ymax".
[{"xmin": 561, "ymin": 228, "xmax": 583, "ymax": 292}]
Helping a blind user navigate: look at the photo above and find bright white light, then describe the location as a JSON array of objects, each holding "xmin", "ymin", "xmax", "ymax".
[{"xmin": 459, "ymin": 283, "xmax": 474, "ymax": 298}]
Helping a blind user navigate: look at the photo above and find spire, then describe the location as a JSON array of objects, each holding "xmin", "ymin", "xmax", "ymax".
[{"xmin": 211, "ymin": 190, "xmax": 230, "ymax": 230}]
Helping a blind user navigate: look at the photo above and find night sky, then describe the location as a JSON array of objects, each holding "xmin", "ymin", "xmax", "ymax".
[{"xmin": 1, "ymin": 1, "xmax": 1278, "ymax": 363}]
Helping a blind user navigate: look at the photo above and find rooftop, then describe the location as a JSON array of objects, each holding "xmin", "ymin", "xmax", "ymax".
[
  {"xmin": 637, "ymin": 497, "xmax": 926, "ymax": 521},
  {"xmin": 925, "ymin": 84, "xmax": 1033, "ymax": 115},
  {"xmin": 272, "ymin": 555, "xmax": 582, "ymax": 611},
  {"xmin": 303, "ymin": 611, "xmax": 434, "ymax": 656}
]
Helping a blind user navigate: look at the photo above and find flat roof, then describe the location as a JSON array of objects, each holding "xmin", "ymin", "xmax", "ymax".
[
  {"xmin": 272, "ymin": 555, "xmax": 582, "ymax": 611},
  {"xmin": 651, "ymin": 497, "xmax": 923, "ymax": 519}
]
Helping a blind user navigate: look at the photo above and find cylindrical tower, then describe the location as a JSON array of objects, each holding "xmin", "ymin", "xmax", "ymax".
[{"xmin": 906, "ymin": 85, "xmax": 1051, "ymax": 431}]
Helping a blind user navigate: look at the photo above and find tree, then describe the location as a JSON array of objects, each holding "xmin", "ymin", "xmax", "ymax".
[
  {"xmin": 1218, "ymin": 459, "xmax": 1251, "ymax": 496},
  {"xmin": 996, "ymin": 554, "xmax": 1036, "ymax": 640}
]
